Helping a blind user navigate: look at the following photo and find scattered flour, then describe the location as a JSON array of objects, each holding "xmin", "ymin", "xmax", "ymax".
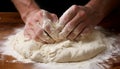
[
  {"xmin": 1, "ymin": 27, "xmax": 120, "ymax": 69},
  {"xmin": 5, "ymin": 29, "xmax": 106, "ymax": 63},
  {"xmin": 0, "ymin": 10, "xmax": 120, "ymax": 69}
]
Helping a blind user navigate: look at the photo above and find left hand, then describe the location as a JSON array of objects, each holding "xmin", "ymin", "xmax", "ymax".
[
  {"xmin": 23, "ymin": 9, "xmax": 58, "ymax": 43},
  {"xmin": 59, "ymin": 5, "xmax": 104, "ymax": 40}
]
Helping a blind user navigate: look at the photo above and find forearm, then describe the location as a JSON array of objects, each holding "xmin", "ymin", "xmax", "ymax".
[
  {"xmin": 85, "ymin": 0, "xmax": 120, "ymax": 18},
  {"xmin": 11, "ymin": 0, "xmax": 40, "ymax": 18}
]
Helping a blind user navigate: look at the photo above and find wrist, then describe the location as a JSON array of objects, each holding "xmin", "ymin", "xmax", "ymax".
[
  {"xmin": 12, "ymin": 0, "xmax": 40, "ymax": 22},
  {"xmin": 85, "ymin": 0, "xmax": 120, "ymax": 19},
  {"xmin": 20, "ymin": 1, "xmax": 40, "ymax": 20},
  {"xmin": 21, "ymin": 9, "xmax": 40, "ymax": 22},
  {"xmin": 85, "ymin": 1, "xmax": 105, "ymax": 19}
]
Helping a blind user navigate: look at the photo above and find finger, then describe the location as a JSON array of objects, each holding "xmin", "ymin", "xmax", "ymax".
[
  {"xmin": 37, "ymin": 28, "xmax": 55, "ymax": 43},
  {"xmin": 67, "ymin": 21, "xmax": 86, "ymax": 40},
  {"xmin": 81, "ymin": 25, "xmax": 94, "ymax": 35},
  {"xmin": 44, "ymin": 12, "xmax": 58, "ymax": 23},
  {"xmin": 59, "ymin": 5, "xmax": 79, "ymax": 28},
  {"xmin": 35, "ymin": 23, "xmax": 55, "ymax": 43},
  {"xmin": 24, "ymin": 27, "xmax": 35, "ymax": 40},
  {"xmin": 40, "ymin": 16, "xmax": 59, "ymax": 41},
  {"xmin": 38, "ymin": 16, "xmax": 56, "ymax": 41},
  {"xmin": 26, "ymin": 25, "xmax": 36, "ymax": 39},
  {"xmin": 24, "ymin": 23, "xmax": 33, "ymax": 39},
  {"xmin": 74, "ymin": 27, "xmax": 86, "ymax": 41},
  {"xmin": 50, "ymin": 13, "xmax": 58, "ymax": 23},
  {"xmin": 41, "ymin": 10, "xmax": 55, "ymax": 22},
  {"xmin": 59, "ymin": 10, "xmax": 86, "ymax": 40},
  {"xmin": 39, "ymin": 11, "xmax": 59, "ymax": 41},
  {"xmin": 36, "ymin": 10, "xmax": 45, "ymax": 24},
  {"xmin": 42, "ymin": 21, "xmax": 59, "ymax": 41},
  {"xmin": 24, "ymin": 28, "xmax": 31, "ymax": 39},
  {"xmin": 41, "ymin": 10, "xmax": 58, "ymax": 27},
  {"xmin": 75, "ymin": 25, "xmax": 94, "ymax": 41}
]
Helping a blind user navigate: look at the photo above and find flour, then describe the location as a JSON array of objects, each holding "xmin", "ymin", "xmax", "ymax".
[
  {"xmin": 4, "ymin": 10, "xmax": 108, "ymax": 63},
  {"xmin": 1, "ymin": 10, "xmax": 120, "ymax": 68},
  {"xmin": 2, "ymin": 27, "xmax": 120, "ymax": 69},
  {"xmin": 5, "ymin": 28, "xmax": 107, "ymax": 63}
]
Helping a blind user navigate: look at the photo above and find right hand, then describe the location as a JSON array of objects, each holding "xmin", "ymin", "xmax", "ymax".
[
  {"xmin": 23, "ymin": 9, "xmax": 58, "ymax": 43},
  {"xmin": 58, "ymin": 5, "xmax": 104, "ymax": 41}
]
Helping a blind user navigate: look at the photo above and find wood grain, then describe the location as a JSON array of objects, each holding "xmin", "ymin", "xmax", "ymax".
[{"xmin": 0, "ymin": 12, "xmax": 23, "ymax": 23}]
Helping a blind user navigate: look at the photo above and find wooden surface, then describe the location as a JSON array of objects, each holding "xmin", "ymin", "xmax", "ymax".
[
  {"xmin": 0, "ymin": 12, "xmax": 23, "ymax": 23},
  {"xmin": 0, "ymin": 12, "xmax": 120, "ymax": 69}
]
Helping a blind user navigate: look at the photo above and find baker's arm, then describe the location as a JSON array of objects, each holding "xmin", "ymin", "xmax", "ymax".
[
  {"xmin": 85, "ymin": 0, "xmax": 120, "ymax": 19},
  {"xmin": 11, "ymin": 0, "xmax": 40, "ymax": 20}
]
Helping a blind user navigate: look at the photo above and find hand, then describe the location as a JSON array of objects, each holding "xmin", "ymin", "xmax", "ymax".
[
  {"xmin": 59, "ymin": 5, "xmax": 104, "ymax": 40},
  {"xmin": 23, "ymin": 9, "xmax": 58, "ymax": 43}
]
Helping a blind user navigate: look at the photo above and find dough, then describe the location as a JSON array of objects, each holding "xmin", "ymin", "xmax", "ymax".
[{"xmin": 7, "ymin": 30, "xmax": 106, "ymax": 63}]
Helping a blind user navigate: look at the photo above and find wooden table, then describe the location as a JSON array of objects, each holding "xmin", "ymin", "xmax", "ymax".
[{"xmin": 0, "ymin": 12, "xmax": 120, "ymax": 69}]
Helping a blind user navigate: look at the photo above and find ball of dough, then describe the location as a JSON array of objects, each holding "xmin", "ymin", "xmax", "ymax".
[{"xmin": 8, "ymin": 30, "xmax": 106, "ymax": 63}]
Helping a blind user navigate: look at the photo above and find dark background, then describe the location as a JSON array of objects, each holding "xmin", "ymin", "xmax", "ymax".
[
  {"xmin": 0, "ymin": 0, "xmax": 17, "ymax": 12},
  {"xmin": 0, "ymin": 0, "xmax": 120, "ymax": 33},
  {"xmin": 35, "ymin": 0, "xmax": 89, "ymax": 16},
  {"xmin": 0, "ymin": 0, "xmax": 89, "ymax": 16}
]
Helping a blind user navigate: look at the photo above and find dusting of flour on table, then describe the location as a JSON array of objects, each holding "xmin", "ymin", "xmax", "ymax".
[
  {"xmin": 1, "ymin": 11, "xmax": 120, "ymax": 68},
  {"xmin": 2, "ymin": 27, "xmax": 120, "ymax": 69}
]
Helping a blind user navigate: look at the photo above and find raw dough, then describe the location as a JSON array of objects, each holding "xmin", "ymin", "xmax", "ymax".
[{"xmin": 7, "ymin": 30, "xmax": 106, "ymax": 63}]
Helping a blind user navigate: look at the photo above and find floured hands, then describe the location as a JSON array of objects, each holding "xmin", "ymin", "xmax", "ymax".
[
  {"xmin": 24, "ymin": 9, "xmax": 58, "ymax": 43},
  {"xmin": 59, "ymin": 5, "xmax": 104, "ymax": 40},
  {"xmin": 12, "ymin": 0, "xmax": 120, "ymax": 43},
  {"xmin": 23, "ymin": 5, "xmax": 104, "ymax": 43}
]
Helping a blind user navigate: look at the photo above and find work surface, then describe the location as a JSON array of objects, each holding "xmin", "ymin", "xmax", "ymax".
[{"xmin": 0, "ymin": 12, "xmax": 120, "ymax": 69}]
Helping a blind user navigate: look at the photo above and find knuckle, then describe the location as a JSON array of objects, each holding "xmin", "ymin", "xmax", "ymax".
[
  {"xmin": 71, "ymin": 5, "xmax": 79, "ymax": 11},
  {"xmin": 78, "ymin": 10, "xmax": 86, "ymax": 17},
  {"xmin": 33, "ymin": 36, "xmax": 43, "ymax": 43},
  {"xmin": 39, "ymin": 10, "xmax": 44, "ymax": 14},
  {"xmin": 68, "ymin": 21, "xmax": 78, "ymax": 29},
  {"xmin": 36, "ymin": 29, "xmax": 43, "ymax": 36},
  {"xmin": 38, "ymin": 29, "xmax": 43, "ymax": 34},
  {"xmin": 68, "ymin": 33, "xmax": 76, "ymax": 40},
  {"xmin": 72, "ymin": 5, "xmax": 78, "ymax": 8},
  {"xmin": 74, "ymin": 29, "xmax": 80, "ymax": 34},
  {"xmin": 24, "ymin": 31, "xmax": 29, "ymax": 36},
  {"xmin": 67, "ymin": 23, "xmax": 74, "ymax": 29},
  {"xmin": 33, "ymin": 34, "xmax": 38, "ymax": 40},
  {"xmin": 51, "ymin": 13, "xmax": 56, "ymax": 17}
]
